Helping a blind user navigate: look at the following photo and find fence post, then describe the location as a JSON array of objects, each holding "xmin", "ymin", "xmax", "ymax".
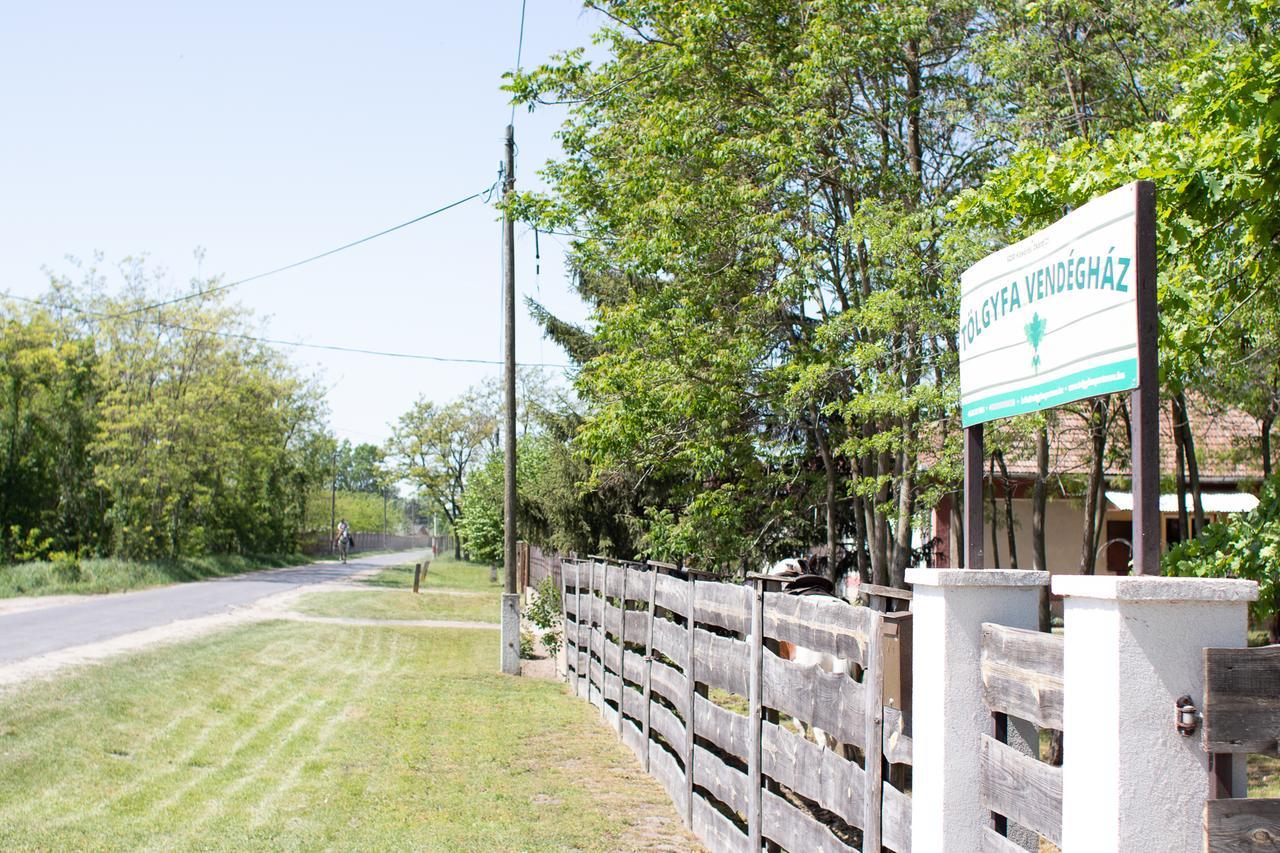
[
  {"xmin": 558, "ymin": 561, "xmax": 570, "ymax": 682},
  {"xmin": 412, "ymin": 563, "xmax": 421, "ymax": 594},
  {"xmin": 904, "ymin": 568, "xmax": 1048, "ymax": 852},
  {"xmin": 1053, "ymin": 575, "xmax": 1256, "ymax": 851},
  {"xmin": 747, "ymin": 578, "xmax": 764, "ymax": 850},
  {"xmin": 862, "ymin": 609, "xmax": 885, "ymax": 853},
  {"xmin": 642, "ymin": 565, "xmax": 657, "ymax": 773},
  {"xmin": 588, "ymin": 560, "xmax": 598, "ymax": 707},
  {"xmin": 596, "ymin": 560, "xmax": 608, "ymax": 718},
  {"xmin": 684, "ymin": 572, "xmax": 697, "ymax": 828},
  {"xmin": 615, "ymin": 565, "xmax": 627, "ymax": 734}
]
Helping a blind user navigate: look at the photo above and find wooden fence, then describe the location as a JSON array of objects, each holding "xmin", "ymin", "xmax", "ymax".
[
  {"xmin": 1202, "ymin": 643, "xmax": 1280, "ymax": 850},
  {"xmin": 560, "ymin": 558, "xmax": 913, "ymax": 852},
  {"xmin": 977, "ymin": 623, "xmax": 1064, "ymax": 852}
]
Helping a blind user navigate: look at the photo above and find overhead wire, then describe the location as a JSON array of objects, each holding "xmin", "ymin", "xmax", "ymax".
[{"xmin": 509, "ymin": 0, "xmax": 528, "ymax": 127}]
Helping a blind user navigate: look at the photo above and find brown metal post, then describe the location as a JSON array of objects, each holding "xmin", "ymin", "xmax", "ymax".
[
  {"xmin": 1130, "ymin": 180, "xmax": 1160, "ymax": 575},
  {"xmin": 965, "ymin": 423, "xmax": 985, "ymax": 569}
]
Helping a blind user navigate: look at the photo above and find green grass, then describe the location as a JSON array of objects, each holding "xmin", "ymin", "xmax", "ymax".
[
  {"xmin": 295, "ymin": 590, "xmax": 499, "ymax": 623},
  {"xmin": 363, "ymin": 555, "xmax": 502, "ymax": 593},
  {"xmin": 0, "ymin": 553, "xmax": 314, "ymax": 600},
  {"xmin": 0, "ymin": 621, "xmax": 687, "ymax": 850},
  {"xmin": 1252, "ymin": 754, "xmax": 1280, "ymax": 796}
]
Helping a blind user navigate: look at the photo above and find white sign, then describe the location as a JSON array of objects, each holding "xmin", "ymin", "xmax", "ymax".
[{"xmin": 959, "ymin": 183, "xmax": 1140, "ymax": 427}]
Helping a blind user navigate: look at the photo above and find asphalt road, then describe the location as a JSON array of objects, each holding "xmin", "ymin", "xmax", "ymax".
[{"xmin": 0, "ymin": 550, "xmax": 426, "ymax": 666}]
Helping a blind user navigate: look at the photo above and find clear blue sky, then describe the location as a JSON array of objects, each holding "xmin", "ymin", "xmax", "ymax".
[{"xmin": 0, "ymin": 1, "xmax": 599, "ymax": 445}]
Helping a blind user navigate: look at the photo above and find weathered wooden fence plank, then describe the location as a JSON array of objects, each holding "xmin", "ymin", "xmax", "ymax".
[
  {"xmin": 695, "ymin": 581, "xmax": 752, "ymax": 634},
  {"xmin": 623, "ymin": 565, "xmax": 649, "ymax": 602},
  {"xmin": 601, "ymin": 597, "xmax": 623, "ymax": 639},
  {"xmin": 883, "ymin": 705, "xmax": 913, "ymax": 767},
  {"xmin": 761, "ymin": 788, "xmax": 847, "ymax": 853},
  {"xmin": 979, "ymin": 825, "xmax": 1028, "ymax": 853},
  {"xmin": 881, "ymin": 779, "xmax": 912, "ymax": 853},
  {"xmin": 620, "ymin": 715, "xmax": 646, "ymax": 761},
  {"xmin": 862, "ymin": 607, "xmax": 885, "ymax": 853},
  {"xmin": 649, "ymin": 740, "xmax": 688, "ymax": 818},
  {"xmin": 762, "ymin": 591, "xmax": 873, "ymax": 665},
  {"xmin": 615, "ymin": 567, "xmax": 629, "ymax": 734},
  {"xmin": 693, "ymin": 742, "xmax": 751, "ymax": 817},
  {"xmin": 649, "ymin": 696, "xmax": 688, "ymax": 755},
  {"xmin": 693, "ymin": 693, "xmax": 750, "ymax": 760},
  {"xmin": 622, "ymin": 609, "xmax": 648, "ymax": 643},
  {"xmin": 979, "ymin": 733, "xmax": 1063, "ymax": 846},
  {"xmin": 1204, "ymin": 645, "xmax": 1280, "ymax": 754},
  {"xmin": 620, "ymin": 678, "xmax": 647, "ymax": 722},
  {"xmin": 649, "ymin": 658, "xmax": 689, "ymax": 716},
  {"xmin": 642, "ymin": 567, "xmax": 657, "ymax": 772},
  {"xmin": 760, "ymin": 721, "xmax": 865, "ymax": 829},
  {"xmin": 693, "ymin": 793, "xmax": 751, "ymax": 853},
  {"xmin": 980, "ymin": 623, "xmax": 1064, "ymax": 730},
  {"xmin": 651, "ymin": 616, "xmax": 688, "ymax": 670},
  {"xmin": 761, "ymin": 646, "xmax": 866, "ymax": 747},
  {"xmin": 622, "ymin": 647, "xmax": 647, "ymax": 688},
  {"xmin": 694, "ymin": 628, "xmax": 751, "ymax": 697},
  {"xmin": 684, "ymin": 574, "xmax": 697, "ymax": 828},
  {"xmin": 654, "ymin": 571, "xmax": 689, "ymax": 615},
  {"xmin": 747, "ymin": 581, "xmax": 764, "ymax": 850},
  {"xmin": 1204, "ymin": 797, "xmax": 1280, "ymax": 851},
  {"xmin": 600, "ymin": 560, "xmax": 624, "ymax": 598}
]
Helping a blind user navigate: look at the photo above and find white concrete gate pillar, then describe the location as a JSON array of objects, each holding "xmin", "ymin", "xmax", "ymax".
[
  {"xmin": 1054, "ymin": 575, "xmax": 1257, "ymax": 852},
  {"xmin": 905, "ymin": 568, "xmax": 1049, "ymax": 853}
]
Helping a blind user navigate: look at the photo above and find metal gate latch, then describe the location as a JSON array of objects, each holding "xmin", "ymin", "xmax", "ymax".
[{"xmin": 1175, "ymin": 695, "xmax": 1200, "ymax": 736}]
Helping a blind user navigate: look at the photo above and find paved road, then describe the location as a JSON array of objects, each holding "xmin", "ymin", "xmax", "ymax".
[{"xmin": 0, "ymin": 550, "xmax": 426, "ymax": 666}]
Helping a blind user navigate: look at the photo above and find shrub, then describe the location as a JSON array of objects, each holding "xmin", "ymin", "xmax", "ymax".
[{"xmin": 524, "ymin": 576, "xmax": 563, "ymax": 657}]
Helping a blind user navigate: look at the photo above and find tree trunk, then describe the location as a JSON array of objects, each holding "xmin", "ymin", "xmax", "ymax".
[
  {"xmin": 812, "ymin": 410, "xmax": 840, "ymax": 583},
  {"xmin": 1079, "ymin": 399, "xmax": 1108, "ymax": 575},
  {"xmin": 1262, "ymin": 413, "xmax": 1273, "ymax": 479},
  {"xmin": 1034, "ymin": 426, "xmax": 1050, "ymax": 632},
  {"xmin": 995, "ymin": 450, "xmax": 1018, "ymax": 570},
  {"xmin": 1174, "ymin": 398, "xmax": 1189, "ymax": 543},
  {"xmin": 1174, "ymin": 391, "xmax": 1206, "ymax": 535},
  {"xmin": 951, "ymin": 487, "xmax": 965, "ymax": 569}
]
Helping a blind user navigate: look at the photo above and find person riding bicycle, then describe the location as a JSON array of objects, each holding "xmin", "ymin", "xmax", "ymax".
[{"xmin": 335, "ymin": 519, "xmax": 351, "ymax": 555}]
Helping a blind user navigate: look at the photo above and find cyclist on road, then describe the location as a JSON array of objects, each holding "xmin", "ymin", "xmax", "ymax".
[{"xmin": 335, "ymin": 519, "xmax": 351, "ymax": 562}]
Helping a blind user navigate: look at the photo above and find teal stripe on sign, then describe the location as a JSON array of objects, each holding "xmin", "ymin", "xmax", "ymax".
[{"xmin": 962, "ymin": 359, "xmax": 1138, "ymax": 426}]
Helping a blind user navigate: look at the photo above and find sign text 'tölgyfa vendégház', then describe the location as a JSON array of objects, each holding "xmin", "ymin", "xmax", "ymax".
[{"xmin": 959, "ymin": 183, "xmax": 1140, "ymax": 427}]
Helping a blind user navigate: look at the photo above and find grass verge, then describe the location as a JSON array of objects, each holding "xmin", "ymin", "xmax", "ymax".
[
  {"xmin": 362, "ymin": 555, "xmax": 502, "ymax": 593},
  {"xmin": 0, "ymin": 553, "xmax": 313, "ymax": 600},
  {"xmin": 0, "ymin": 620, "xmax": 693, "ymax": 850},
  {"xmin": 294, "ymin": 590, "xmax": 499, "ymax": 623}
]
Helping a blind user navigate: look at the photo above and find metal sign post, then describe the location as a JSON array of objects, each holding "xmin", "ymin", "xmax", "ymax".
[{"xmin": 957, "ymin": 180, "xmax": 1158, "ymax": 573}]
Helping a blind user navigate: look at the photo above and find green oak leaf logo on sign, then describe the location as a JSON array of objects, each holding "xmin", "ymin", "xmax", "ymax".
[{"xmin": 1025, "ymin": 312, "xmax": 1046, "ymax": 374}]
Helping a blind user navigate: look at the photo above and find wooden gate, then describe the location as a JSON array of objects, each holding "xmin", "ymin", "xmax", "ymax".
[
  {"xmin": 1203, "ymin": 643, "xmax": 1280, "ymax": 849},
  {"xmin": 560, "ymin": 558, "xmax": 913, "ymax": 852}
]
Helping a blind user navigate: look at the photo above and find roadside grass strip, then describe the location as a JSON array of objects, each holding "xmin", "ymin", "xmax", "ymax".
[
  {"xmin": 362, "ymin": 555, "xmax": 502, "ymax": 593},
  {"xmin": 0, "ymin": 620, "xmax": 693, "ymax": 850},
  {"xmin": 294, "ymin": 590, "xmax": 499, "ymax": 623},
  {"xmin": 0, "ymin": 553, "xmax": 316, "ymax": 599}
]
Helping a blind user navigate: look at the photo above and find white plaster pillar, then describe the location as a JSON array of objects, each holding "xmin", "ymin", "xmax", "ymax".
[
  {"xmin": 1054, "ymin": 576, "xmax": 1257, "ymax": 853},
  {"xmin": 905, "ymin": 568, "xmax": 1049, "ymax": 853}
]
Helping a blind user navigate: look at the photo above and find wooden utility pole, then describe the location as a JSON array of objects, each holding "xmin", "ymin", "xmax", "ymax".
[
  {"xmin": 330, "ymin": 448, "xmax": 337, "ymax": 554},
  {"xmin": 500, "ymin": 123, "xmax": 521, "ymax": 674}
]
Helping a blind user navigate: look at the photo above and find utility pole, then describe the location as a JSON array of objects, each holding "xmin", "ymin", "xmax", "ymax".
[
  {"xmin": 330, "ymin": 448, "xmax": 337, "ymax": 555},
  {"xmin": 500, "ymin": 123, "xmax": 521, "ymax": 675}
]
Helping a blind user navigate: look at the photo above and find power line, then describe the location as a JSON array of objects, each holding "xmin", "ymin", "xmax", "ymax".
[
  {"xmin": 0, "ymin": 290, "xmax": 571, "ymax": 369},
  {"xmin": 110, "ymin": 189, "xmax": 490, "ymax": 318},
  {"xmin": 509, "ymin": 0, "xmax": 528, "ymax": 126}
]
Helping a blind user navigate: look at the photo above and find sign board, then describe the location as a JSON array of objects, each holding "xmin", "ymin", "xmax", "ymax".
[{"xmin": 959, "ymin": 183, "xmax": 1140, "ymax": 427}]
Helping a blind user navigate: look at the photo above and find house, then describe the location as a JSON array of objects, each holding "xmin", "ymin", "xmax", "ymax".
[{"xmin": 929, "ymin": 397, "xmax": 1266, "ymax": 579}]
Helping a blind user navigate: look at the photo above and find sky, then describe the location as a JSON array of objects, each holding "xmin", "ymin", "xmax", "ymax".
[{"xmin": 0, "ymin": 0, "xmax": 600, "ymax": 446}]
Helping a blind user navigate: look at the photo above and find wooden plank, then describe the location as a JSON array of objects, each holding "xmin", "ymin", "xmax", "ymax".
[
  {"xmin": 862, "ymin": 606, "xmax": 884, "ymax": 853},
  {"xmin": 980, "ymin": 623, "xmax": 1064, "ymax": 730},
  {"xmin": 601, "ymin": 561, "xmax": 624, "ymax": 598},
  {"xmin": 622, "ymin": 565, "xmax": 649, "ymax": 603},
  {"xmin": 979, "ymin": 733, "xmax": 1063, "ymax": 846},
  {"xmin": 616, "ymin": 566, "xmax": 629, "ymax": 735},
  {"xmin": 651, "ymin": 616, "xmax": 688, "ymax": 670},
  {"xmin": 760, "ymin": 788, "xmax": 847, "ymax": 853},
  {"xmin": 649, "ymin": 740, "xmax": 688, "ymax": 819},
  {"xmin": 1204, "ymin": 645, "xmax": 1280, "ymax": 754},
  {"xmin": 1204, "ymin": 797, "xmax": 1280, "ymax": 852},
  {"xmin": 761, "ymin": 646, "xmax": 866, "ymax": 747},
  {"xmin": 884, "ymin": 705, "xmax": 913, "ymax": 767},
  {"xmin": 746, "ymin": 581, "xmax": 764, "ymax": 851},
  {"xmin": 979, "ymin": 825, "xmax": 1028, "ymax": 853},
  {"xmin": 860, "ymin": 581, "xmax": 914, "ymax": 601},
  {"xmin": 594, "ymin": 563, "xmax": 607, "ymax": 721},
  {"xmin": 761, "ymin": 720, "xmax": 865, "ymax": 829},
  {"xmin": 654, "ymin": 571, "xmax": 689, "ymax": 616},
  {"xmin": 882, "ymin": 779, "xmax": 912, "ymax": 853},
  {"xmin": 694, "ymin": 628, "xmax": 751, "ymax": 697},
  {"xmin": 693, "ymin": 743, "xmax": 750, "ymax": 817},
  {"xmin": 621, "ymin": 715, "xmax": 646, "ymax": 761},
  {"xmin": 603, "ymin": 634, "xmax": 622, "ymax": 678},
  {"xmin": 621, "ymin": 678, "xmax": 647, "ymax": 722},
  {"xmin": 623, "ymin": 647, "xmax": 647, "ymax": 687},
  {"xmin": 574, "ymin": 561, "xmax": 586, "ymax": 699},
  {"xmin": 762, "ymin": 591, "xmax": 874, "ymax": 665},
  {"xmin": 601, "ymin": 597, "xmax": 623, "ymax": 638},
  {"xmin": 649, "ymin": 659, "xmax": 689, "ymax": 716},
  {"xmin": 684, "ymin": 574, "xmax": 697, "ymax": 828},
  {"xmin": 642, "ymin": 565, "xmax": 657, "ymax": 772},
  {"xmin": 693, "ymin": 693, "xmax": 750, "ymax": 761},
  {"xmin": 650, "ymin": 696, "xmax": 687, "ymax": 755},
  {"xmin": 692, "ymin": 793, "xmax": 751, "ymax": 853},
  {"xmin": 694, "ymin": 580, "xmax": 752, "ymax": 634},
  {"xmin": 623, "ymin": 608, "xmax": 648, "ymax": 643}
]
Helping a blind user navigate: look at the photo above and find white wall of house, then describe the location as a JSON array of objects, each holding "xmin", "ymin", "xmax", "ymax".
[{"xmin": 962, "ymin": 496, "xmax": 1086, "ymax": 574}]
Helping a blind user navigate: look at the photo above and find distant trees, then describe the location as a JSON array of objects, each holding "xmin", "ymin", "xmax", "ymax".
[{"xmin": 1, "ymin": 263, "xmax": 330, "ymax": 562}]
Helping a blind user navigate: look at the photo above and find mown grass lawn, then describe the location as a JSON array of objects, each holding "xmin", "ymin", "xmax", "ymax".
[
  {"xmin": 363, "ymin": 555, "xmax": 502, "ymax": 593},
  {"xmin": 295, "ymin": 590, "xmax": 499, "ymax": 623},
  {"xmin": 0, "ymin": 621, "xmax": 692, "ymax": 850}
]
